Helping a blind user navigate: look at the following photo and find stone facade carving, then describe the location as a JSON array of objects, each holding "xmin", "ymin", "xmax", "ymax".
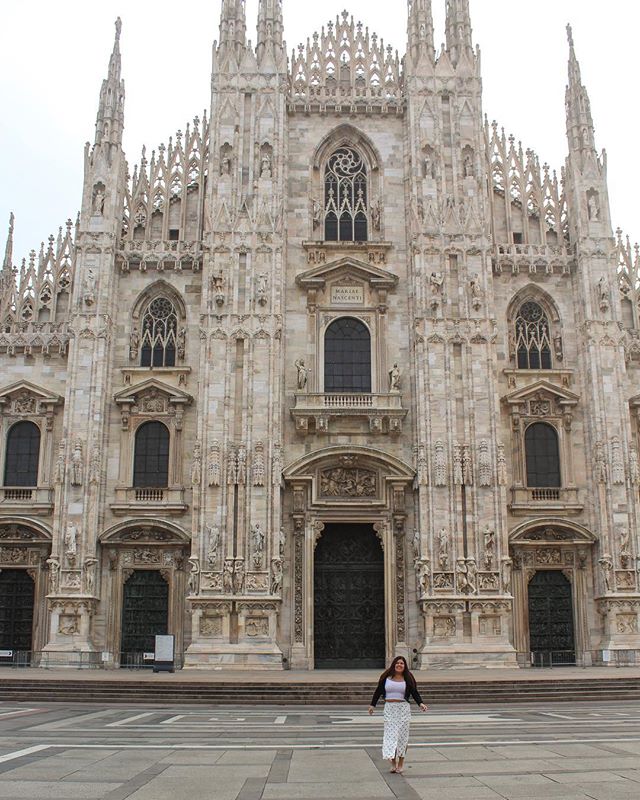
[
  {"xmin": 478, "ymin": 440, "xmax": 492, "ymax": 487},
  {"xmin": 191, "ymin": 441, "xmax": 202, "ymax": 486},
  {"xmin": 208, "ymin": 441, "xmax": 221, "ymax": 487},
  {"xmin": 70, "ymin": 439, "xmax": 84, "ymax": 486},
  {"xmin": 319, "ymin": 468, "xmax": 376, "ymax": 498},
  {"xmin": 253, "ymin": 441, "xmax": 265, "ymax": 486}
]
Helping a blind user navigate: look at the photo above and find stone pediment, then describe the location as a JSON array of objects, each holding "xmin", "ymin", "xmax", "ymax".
[
  {"xmin": 502, "ymin": 380, "xmax": 579, "ymax": 410},
  {"xmin": 296, "ymin": 257, "xmax": 398, "ymax": 292},
  {"xmin": 0, "ymin": 381, "xmax": 62, "ymax": 415},
  {"xmin": 509, "ymin": 519, "xmax": 597, "ymax": 546},
  {"xmin": 114, "ymin": 378, "xmax": 193, "ymax": 408}
]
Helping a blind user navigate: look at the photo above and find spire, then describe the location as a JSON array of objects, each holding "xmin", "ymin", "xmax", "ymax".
[
  {"xmin": 219, "ymin": 0, "xmax": 247, "ymax": 57},
  {"xmin": 445, "ymin": 0, "xmax": 473, "ymax": 63},
  {"xmin": 256, "ymin": 0, "xmax": 284, "ymax": 65},
  {"xmin": 95, "ymin": 18, "xmax": 125, "ymax": 147},
  {"xmin": 407, "ymin": 0, "xmax": 434, "ymax": 66},
  {"xmin": 565, "ymin": 24, "xmax": 596, "ymax": 155},
  {"xmin": 2, "ymin": 213, "xmax": 14, "ymax": 273}
]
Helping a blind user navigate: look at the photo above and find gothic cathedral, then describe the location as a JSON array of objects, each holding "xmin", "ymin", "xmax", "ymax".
[{"xmin": 0, "ymin": 1, "xmax": 638, "ymax": 670}]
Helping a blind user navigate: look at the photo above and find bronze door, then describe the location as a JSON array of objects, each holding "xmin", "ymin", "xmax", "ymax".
[
  {"xmin": 314, "ymin": 524, "xmax": 385, "ymax": 669},
  {"xmin": 528, "ymin": 570, "xmax": 576, "ymax": 664},
  {"xmin": 0, "ymin": 570, "xmax": 34, "ymax": 653},
  {"xmin": 120, "ymin": 571, "xmax": 168, "ymax": 667}
]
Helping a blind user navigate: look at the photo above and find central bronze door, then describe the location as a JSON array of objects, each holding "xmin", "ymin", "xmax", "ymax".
[
  {"xmin": 0, "ymin": 570, "xmax": 35, "ymax": 654},
  {"xmin": 314, "ymin": 524, "xmax": 385, "ymax": 669},
  {"xmin": 120, "ymin": 571, "xmax": 169, "ymax": 667},
  {"xmin": 528, "ymin": 570, "xmax": 576, "ymax": 665}
]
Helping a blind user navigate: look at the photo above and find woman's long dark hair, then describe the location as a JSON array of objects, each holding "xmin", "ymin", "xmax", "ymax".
[{"xmin": 379, "ymin": 656, "xmax": 416, "ymax": 691}]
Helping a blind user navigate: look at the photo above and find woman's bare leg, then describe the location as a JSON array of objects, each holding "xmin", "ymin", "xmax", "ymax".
[{"xmin": 396, "ymin": 756, "xmax": 405, "ymax": 773}]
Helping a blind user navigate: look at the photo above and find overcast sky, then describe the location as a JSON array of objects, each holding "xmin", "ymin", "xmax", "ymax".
[{"xmin": 1, "ymin": 1, "xmax": 637, "ymax": 262}]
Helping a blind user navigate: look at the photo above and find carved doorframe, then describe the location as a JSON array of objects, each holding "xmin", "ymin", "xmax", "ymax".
[
  {"xmin": 99, "ymin": 521, "xmax": 189, "ymax": 666},
  {"xmin": 509, "ymin": 520, "xmax": 596, "ymax": 666},
  {"xmin": 284, "ymin": 446, "xmax": 414, "ymax": 670}
]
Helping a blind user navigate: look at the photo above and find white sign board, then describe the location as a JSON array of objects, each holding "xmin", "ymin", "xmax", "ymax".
[
  {"xmin": 154, "ymin": 635, "xmax": 175, "ymax": 663},
  {"xmin": 331, "ymin": 285, "xmax": 364, "ymax": 305},
  {"xmin": 0, "ymin": 650, "xmax": 13, "ymax": 658},
  {"xmin": 143, "ymin": 652, "xmax": 155, "ymax": 661}
]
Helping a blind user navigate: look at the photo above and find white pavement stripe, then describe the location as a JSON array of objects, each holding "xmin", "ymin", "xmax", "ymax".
[
  {"xmin": 274, "ymin": 716, "xmax": 287, "ymax": 724},
  {"xmin": 540, "ymin": 712, "xmax": 575, "ymax": 720},
  {"xmin": 106, "ymin": 712, "xmax": 155, "ymax": 728},
  {"xmin": 0, "ymin": 745, "xmax": 50, "ymax": 763},
  {"xmin": 36, "ymin": 735, "xmax": 640, "ymax": 751},
  {"xmin": 0, "ymin": 708, "xmax": 39, "ymax": 719}
]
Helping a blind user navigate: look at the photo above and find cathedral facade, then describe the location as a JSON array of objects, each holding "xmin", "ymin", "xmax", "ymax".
[{"xmin": 0, "ymin": 0, "xmax": 639, "ymax": 670}]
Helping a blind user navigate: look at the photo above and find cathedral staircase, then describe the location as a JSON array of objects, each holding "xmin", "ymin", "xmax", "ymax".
[{"xmin": 0, "ymin": 673, "xmax": 639, "ymax": 705}]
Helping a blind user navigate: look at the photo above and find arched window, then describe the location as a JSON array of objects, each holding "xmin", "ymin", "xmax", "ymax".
[
  {"xmin": 525, "ymin": 423, "xmax": 561, "ymax": 488},
  {"xmin": 133, "ymin": 422, "xmax": 170, "ymax": 488},
  {"xmin": 324, "ymin": 147, "xmax": 368, "ymax": 242},
  {"xmin": 515, "ymin": 302, "xmax": 552, "ymax": 370},
  {"xmin": 140, "ymin": 297, "xmax": 178, "ymax": 368},
  {"xmin": 4, "ymin": 422, "xmax": 40, "ymax": 487},
  {"xmin": 324, "ymin": 317, "xmax": 372, "ymax": 393}
]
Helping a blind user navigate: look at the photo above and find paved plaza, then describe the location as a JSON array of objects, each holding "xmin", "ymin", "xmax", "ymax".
[{"xmin": 0, "ymin": 700, "xmax": 637, "ymax": 798}]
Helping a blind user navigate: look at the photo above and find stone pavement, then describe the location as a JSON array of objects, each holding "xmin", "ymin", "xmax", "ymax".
[{"xmin": 0, "ymin": 701, "xmax": 637, "ymax": 798}]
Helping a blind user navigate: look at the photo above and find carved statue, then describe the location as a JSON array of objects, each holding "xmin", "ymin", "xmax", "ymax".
[
  {"xmin": 212, "ymin": 274, "xmax": 225, "ymax": 306},
  {"xmin": 418, "ymin": 560, "xmax": 430, "ymax": 596},
  {"xmin": 278, "ymin": 528, "xmax": 286, "ymax": 559},
  {"xmin": 69, "ymin": 439, "xmax": 84, "ymax": 487},
  {"xmin": 438, "ymin": 528, "xmax": 450, "ymax": 571},
  {"xmin": 295, "ymin": 358, "xmax": 310, "ymax": 391},
  {"xmin": 256, "ymin": 273, "xmax": 268, "ymax": 305},
  {"xmin": 64, "ymin": 522, "xmax": 78, "ymax": 565},
  {"xmin": 188, "ymin": 558, "xmax": 200, "ymax": 595},
  {"xmin": 597, "ymin": 276, "xmax": 610, "ymax": 311},
  {"xmin": 594, "ymin": 441, "xmax": 607, "ymax": 483},
  {"xmin": 206, "ymin": 526, "xmax": 221, "ymax": 567},
  {"xmin": 588, "ymin": 192, "xmax": 600, "ymax": 221},
  {"xmin": 93, "ymin": 186, "xmax": 105, "ymax": 215},
  {"xmin": 233, "ymin": 558, "xmax": 245, "ymax": 594},
  {"xmin": 54, "ymin": 439, "xmax": 66, "ymax": 485},
  {"xmin": 83, "ymin": 558, "xmax": 97, "ymax": 595},
  {"xmin": 456, "ymin": 559, "xmax": 468, "ymax": 594},
  {"xmin": 370, "ymin": 198, "xmax": 381, "ymax": 231},
  {"xmin": 388, "ymin": 363, "xmax": 401, "ymax": 392},
  {"xmin": 129, "ymin": 328, "xmax": 140, "ymax": 361},
  {"xmin": 411, "ymin": 529, "xmax": 420, "ymax": 561},
  {"xmin": 433, "ymin": 440, "xmax": 447, "ymax": 487},
  {"xmin": 83, "ymin": 269, "xmax": 96, "ymax": 307},
  {"xmin": 260, "ymin": 153, "xmax": 272, "ymax": 178},
  {"xmin": 469, "ymin": 274, "xmax": 482, "ymax": 310},
  {"xmin": 177, "ymin": 327, "xmax": 186, "ymax": 360},
  {"xmin": 223, "ymin": 559, "xmax": 234, "ymax": 593},
  {"xmin": 47, "ymin": 558, "xmax": 60, "ymax": 594},
  {"xmin": 251, "ymin": 523, "xmax": 265, "ymax": 569},
  {"xmin": 501, "ymin": 558, "xmax": 512, "ymax": 594},
  {"xmin": 208, "ymin": 441, "xmax": 221, "ymax": 487},
  {"xmin": 312, "ymin": 198, "xmax": 322, "ymax": 229},
  {"xmin": 191, "ymin": 441, "xmax": 202, "ymax": 486},
  {"xmin": 620, "ymin": 528, "xmax": 631, "ymax": 567},
  {"xmin": 463, "ymin": 153, "xmax": 474, "ymax": 178},
  {"xmin": 483, "ymin": 525, "xmax": 496, "ymax": 570},
  {"xmin": 466, "ymin": 558, "xmax": 478, "ymax": 594},
  {"xmin": 429, "ymin": 272, "xmax": 444, "ymax": 311},
  {"xmin": 630, "ymin": 449, "xmax": 640, "ymax": 486},
  {"xmin": 236, "ymin": 445, "xmax": 247, "ymax": 485},
  {"xmin": 599, "ymin": 556, "xmax": 613, "ymax": 593},
  {"xmin": 271, "ymin": 558, "xmax": 283, "ymax": 596}
]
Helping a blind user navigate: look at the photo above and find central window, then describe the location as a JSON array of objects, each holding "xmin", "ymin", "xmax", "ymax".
[
  {"xmin": 324, "ymin": 147, "xmax": 368, "ymax": 242},
  {"xmin": 516, "ymin": 301, "xmax": 552, "ymax": 370},
  {"xmin": 324, "ymin": 317, "xmax": 372, "ymax": 393},
  {"xmin": 140, "ymin": 297, "xmax": 178, "ymax": 368}
]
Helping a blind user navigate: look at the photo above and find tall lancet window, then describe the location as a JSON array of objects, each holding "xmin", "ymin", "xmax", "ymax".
[
  {"xmin": 324, "ymin": 147, "xmax": 368, "ymax": 242},
  {"xmin": 515, "ymin": 302, "xmax": 552, "ymax": 370},
  {"xmin": 140, "ymin": 297, "xmax": 178, "ymax": 368}
]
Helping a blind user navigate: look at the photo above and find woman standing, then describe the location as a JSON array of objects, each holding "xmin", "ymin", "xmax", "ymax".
[{"xmin": 368, "ymin": 656, "xmax": 428, "ymax": 774}]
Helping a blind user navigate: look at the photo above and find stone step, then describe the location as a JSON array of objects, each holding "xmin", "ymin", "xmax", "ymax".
[{"xmin": 0, "ymin": 676, "xmax": 639, "ymax": 704}]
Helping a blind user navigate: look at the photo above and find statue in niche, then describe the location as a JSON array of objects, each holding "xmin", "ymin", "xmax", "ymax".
[
  {"xmin": 466, "ymin": 558, "xmax": 478, "ymax": 594},
  {"xmin": 223, "ymin": 559, "xmax": 234, "ymax": 593},
  {"xmin": 429, "ymin": 272, "xmax": 444, "ymax": 311},
  {"xmin": 597, "ymin": 276, "xmax": 610, "ymax": 312},
  {"xmin": 411, "ymin": 529, "xmax": 420, "ymax": 561},
  {"xmin": 206, "ymin": 525, "xmax": 221, "ymax": 567},
  {"xmin": 620, "ymin": 528, "xmax": 631, "ymax": 567},
  {"xmin": 438, "ymin": 528, "xmax": 450, "ymax": 571},
  {"xmin": 47, "ymin": 558, "xmax": 60, "ymax": 594},
  {"xmin": 251, "ymin": 523, "xmax": 265, "ymax": 569},
  {"xmin": 212, "ymin": 273, "xmax": 225, "ymax": 307},
  {"xmin": 260, "ymin": 152, "xmax": 272, "ymax": 178},
  {"xmin": 177, "ymin": 327, "xmax": 186, "ymax": 360},
  {"xmin": 70, "ymin": 439, "xmax": 84, "ymax": 486},
  {"xmin": 129, "ymin": 328, "xmax": 140, "ymax": 361},
  {"xmin": 220, "ymin": 145, "xmax": 232, "ymax": 176},
  {"xmin": 271, "ymin": 558, "xmax": 283, "ymax": 596},
  {"xmin": 83, "ymin": 269, "xmax": 96, "ymax": 307},
  {"xmin": 456, "ymin": 559, "xmax": 468, "ymax": 594},
  {"xmin": 423, "ymin": 147, "xmax": 436, "ymax": 179},
  {"xmin": 599, "ymin": 555, "xmax": 613, "ymax": 593},
  {"xmin": 469, "ymin": 274, "xmax": 483, "ymax": 310},
  {"xmin": 463, "ymin": 153, "xmax": 474, "ymax": 178},
  {"xmin": 312, "ymin": 198, "xmax": 322, "ymax": 229},
  {"xmin": 233, "ymin": 558, "xmax": 245, "ymax": 594},
  {"xmin": 278, "ymin": 528, "xmax": 286, "ymax": 559},
  {"xmin": 64, "ymin": 522, "xmax": 78, "ymax": 566},
  {"xmin": 83, "ymin": 558, "xmax": 97, "ymax": 595},
  {"xmin": 370, "ymin": 199, "xmax": 381, "ymax": 231},
  {"xmin": 483, "ymin": 525, "xmax": 496, "ymax": 570},
  {"xmin": 501, "ymin": 558, "xmax": 512, "ymax": 594},
  {"xmin": 418, "ymin": 561, "xmax": 430, "ymax": 596},
  {"xmin": 588, "ymin": 192, "xmax": 600, "ymax": 221},
  {"xmin": 388, "ymin": 363, "xmax": 401, "ymax": 392},
  {"xmin": 256, "ymin": 273, "xmax": 268, "ymax": 305},
  {"xmin": 92, "ymin": 184, "xmax": 105, "ymax": 216},
  {"xmin": 295, "ymin": 358, "xmax": 310, "ymax": 391}
]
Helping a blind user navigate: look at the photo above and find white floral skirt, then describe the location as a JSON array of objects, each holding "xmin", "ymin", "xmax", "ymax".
[{"xmin": 382, "ymin": 701, "xmax": 411, "ymax": 759}]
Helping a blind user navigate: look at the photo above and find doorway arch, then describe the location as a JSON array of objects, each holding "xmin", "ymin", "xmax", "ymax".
[{"xmin": 314, "ymin": 524, "xmax": 385, "ymax": 669}]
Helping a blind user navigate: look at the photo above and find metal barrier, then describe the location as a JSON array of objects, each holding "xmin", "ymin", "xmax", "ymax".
[
  {"xmin": 530, "ymin": 651, "xmax": 577, "ymax": 668},
  {"xmin": 0, "ymin": 651, "xmax": 105, "ymax": 669},
  {"xmin": 118, "ymin": 651, "xmax": 184, "ymax": 670}
]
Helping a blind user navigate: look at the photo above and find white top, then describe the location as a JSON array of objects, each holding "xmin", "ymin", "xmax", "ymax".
[{"xmin": 385, "ymin": 678, "xmax": 406, "ymax": 701}]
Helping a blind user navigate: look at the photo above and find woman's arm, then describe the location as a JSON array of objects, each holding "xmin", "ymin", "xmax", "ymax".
[{"xmin": 370, "ymin": 679, "xmax": 385, "ymax": 708}]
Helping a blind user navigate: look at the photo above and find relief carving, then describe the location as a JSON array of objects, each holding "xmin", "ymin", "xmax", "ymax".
[
  {"xmin": 245, "ymin": 617, "xmax": 269, "ymax": 637},
  {"xmin": 433, "ymin": 616, "xmax": 456, "ymax": 638},
  {"xmin": 200, "ymin": 615, "xmax": 223, "ymax": 637},
  {"xmin": 208, "ymin": 441, "xmax": 221, "ymax": 487},
  {"xmin": 433, "ymin": 440, "xmax": 447, "ymax": 487},
  {"xmin": 319, "ymin": 468, "xmax": 376, "ymax": 498},
  {"xmin": 478, "ymin": 440, "xmax": 492, "ymax": 487},
  {"xmin": 253, "ymin": 441, "xmax": 265, "ymax": 486}
]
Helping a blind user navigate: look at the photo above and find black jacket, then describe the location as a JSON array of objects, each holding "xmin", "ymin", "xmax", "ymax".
[{"xmin": 370, "ymin": 676, "xmax": 424, "ymax": 707}]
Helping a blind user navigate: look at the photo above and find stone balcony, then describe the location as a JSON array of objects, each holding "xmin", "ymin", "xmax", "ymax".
[
  {"xmin": 111, "ymin": 487, "xmax": 188, "ymax": 516},
  {"xmin": 493, "ymin": 243, "xmax": 575, "ymax": 277},
  {"xmin": 291, "ymin": 392, "xmax": 407, "ymax": 435},
  {"xmin": 509, "ymin": 486, "xmax": 583, "ymax": 516},
  {"xmin": 0, "ymin": 487, "xmax": 54, "ymax": 515}
]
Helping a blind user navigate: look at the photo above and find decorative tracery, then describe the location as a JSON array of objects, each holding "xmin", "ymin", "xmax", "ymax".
[
  {"xmin": 140, "ymin": 297, "xmax": 178, "ymax": 368},
  {"xmin": 324, "ymin": 147, "xmax": 368, "ymax": 242},
  {"xmin": 515, "ymin": 302, "xmax": 552, "ymax": 370}
]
